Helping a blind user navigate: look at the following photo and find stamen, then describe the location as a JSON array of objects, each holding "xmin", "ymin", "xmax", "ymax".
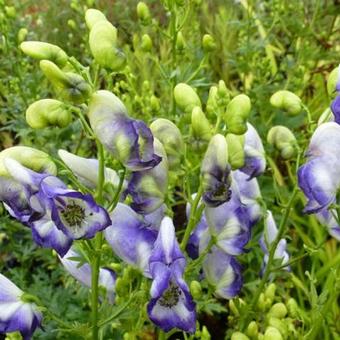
[
  {"xmin": 158, "ymin": 282, "xmax": 182, "ymax": 308},
  {"xmin": 60, "ymin": 201, "xmax": 85, "ymax": 227}
]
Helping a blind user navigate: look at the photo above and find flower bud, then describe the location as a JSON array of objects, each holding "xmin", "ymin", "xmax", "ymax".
[
  {"xmin": 115, "ymin": 277, "xmax": 129, "ymax": 297},
  {"xmin": 264, "ymin": 326, "xmax": 283, "ymax": 340},
  {"xmin": 287, "ymin": 298, "xmax": 299, "ymax": 318},
  {"xmin": 257, "ymin": 293, "xmax": 266, "ymax": 311},
  {"xmin": 89, "ymin": 21, "xmax": 126, "ymax": 71},
  {"xmin": 268, "ymin": 303, "xmax": 287, "ymax": 319},
  {"xmin": 17, "ymin": 28, "xmax": 28, "ymax": 44},
  {"xmin": 150, "ymin": 95, "xmax": 160, "ymax": 111},
  {"xmin": 191, "ymin": 106, "xmax": 212, "ymax": 142},
  {"xmin": 202, "ymin": 34, "xmax": 216, "ymax": 52},
  {"xmin": 5, "ymin": 6, "xmax": 16, "ymax": 18},
  {"xmin": 327, "ymin": 66, "xmax": 339, "ymax": 98},
  {"xmin": 26, "ymin": 99, "xmax": 71, "ymax": 129},
  {"xmin": 225, "ymin": 94, "xmax": 251, "ymax": 135},
  {"xmin": 270, "ymin": 90, "xmax": 302, "ymax": 116},
  {"xmin": 264, "ymin": 283, "xmax": 276, "ymax": 303},
  {"xmin": 217, "ymin": 80, "xmax": 230, "ymax": 104},
  {"xmin": 176, "ymin": 31, "xmax": 185, "ymax": 52},
  {"xmin": 85, "ymin": 8, "xmax": 107, "ymax": 30},
  {"xmin": 20, "ymin": 41, "xmax": 68, "ymax": 67},
  {"xmin": 150, "ymin": 118, "xmax": 184, "ymax": 170},
  {"xmin": 190, "ymin": 280, "xmax": 202, "ymax": 299},
  {"xmin": 0, "ymin": 146, "xmax": 57, "ymax": 176},
  {"xmin": 141, "ymin": 33, "xmax": 152, "ymax": 52},
  {"xmin": 268, "ymin": 318, "xmax": 288, "ymax": 339},
  {"xmin": 67, "ymin": 19, "xmax": 76, "ymax": 30},
  {"xmin": 40, "ymin": 60, "xmax": 91, "ymax": 104},
  {"xmin": 226, "ymin": 133, "xmax": 245, "ymax": 170},
  {"xmin": 231, "ymin": 332, "xmax": 250, "ymax": 340},
  {"xmin": 206, "ymin": 86, "xmax": 218, "ymax": 116},
  {"xmin": 267, "ymin": 125, "xmax": 297, "ymax": 159},
  {"xmin": 174, "ymin": 83, "xmax": 201, "ymax": 113},
  {"xmin": 201, "ymin": 326, "xmax": 211, "ymax": 340},
  {"xmin": 246, "ymin": 321, "xmax": 258, "ymax": 338},
  {"xmin": 137, "ymin": 2, "xmax": 151, "ymax": 24},
  {"xmin": 229, "ymin": 299, "xmax": 240, "ymax": 316}
]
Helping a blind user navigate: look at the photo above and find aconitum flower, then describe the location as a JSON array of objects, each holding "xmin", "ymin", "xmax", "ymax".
[
  {"xmin": 240, "ymin": 123, "xmax": 266, "ymax": 179},
  {"xmin": 0, "ymin": 274, "xmax": 42, "ymax": 340},
  {"xmin": 104, "ymin": 203, "xmax": 157, "ymax": 277},
  {"xmin": 147, "ymin": 217, "xmax": 196, "ymax": 333},
  {"xmin": 330, "ymin": 67, "xmax": 340, "ymax": 123},
  {"xmin": 202, "ymin": 248, "xmax": 243, "ymax": 299},
  {"xmin": 298, "ymin": 123, "xmax": 340, "ymax": 213},
  {"xmin": 201, "ymin": 134, "xmax": 232, "ymax": 207},
  {"xmin": 87, "ymin": 90, "xmax": 161, "ymax": 171},
  {"xmin": 316, "ymin": 209, "xmax": 340, "ymax": 241},
  {"xmin": 259, "ymin": 211, "xmax": 289, "ymax": 271},
  {"xmin": 59, "ymin": 248, "xmax": 116, "ymax": 303},
  {"xmin": 127, "ymin": 138, "xmax": 168, "ymax": 214}
]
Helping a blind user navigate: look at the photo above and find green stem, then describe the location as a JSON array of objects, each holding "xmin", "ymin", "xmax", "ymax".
[{"xmin": 108, "ymin": 166, "xmax": 127, "ymax": 212}]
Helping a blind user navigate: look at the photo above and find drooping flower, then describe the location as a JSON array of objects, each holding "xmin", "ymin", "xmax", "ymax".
[
  {"xmin": 104, "ymin": 203, "xmax": 157, "ymax": 277},
  {"xmin": 201, "ymin": 134, "xmax": 232, "ymax": 207},
  {"xmin": 87, "ymin": 90, "xmax": 161, "ymax": 171},
  {"xmin": 298, "ymin": 122, "xmax": 340, "ymax": 213},
  {"xmin": 127, "ymin": 138, "xmax": 168, "ymax": 214},
  {"xmin": 147, "ymin": 217, "xmax": 196, "ymax": 333},
  {"xmin": 259, "ymin": 211, "xmax": 289, "ymax": 271},
  {"xmin": 202, "ymin": 248, "xmax": 243, "ymax": 299},
  {"xmin": 0, "ymin": 274, "xmax": 42, "ymax": 340},
  {"xmin": 59, "ymin": 248, "xmax": 116, "ymax": 303},
  {"xmin": 240, "ymin": 123, "xmax": 266, "ymax": 179}
]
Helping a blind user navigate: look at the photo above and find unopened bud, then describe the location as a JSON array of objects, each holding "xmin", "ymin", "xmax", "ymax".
[
  {"xmin": 141, "ymin": 34, "xmax": 152, "ymax": 52},
  {"xmin": 287, "ymin": 298, "xmax": 299, "ymax": 318},
  {"xmin": 190, "ymin": 280, "xmax": 202, "ymax": 299},
  {"xmin": 229, "ymin": 299, "xmax": 240, "ymax": 316},
  {"xmin": 264, "ymin": 326, "xmax": 283, "ymax": 340},
  {"xmin": 191, "ymin": 106, "xmax": 212, "ymax": 142},
  {"xmin": 327, "ymin": 65, "xmax": 339, "ymax": 98},
  {"xmin": 150, "ymin": 95, "xmax": 160, "ymax": 111},
  {"xmin": 176, "ymin": 31, "xmax": 185, "ymax": 52},
  {"xmin": 202, "ymin": 34, "xmax": 216, "ymax": 52},
  {"xmin": 67, "ymin": 19, "xmax": 76, "ymax": 30},
  {"xmin": 231, "ymin": 332, "xmax": 250, "ymax": 340},
  {"xmin": 115, "ymin": 277, "xmax": 129, "ymax": 297},
  {"xmin": 268, "ymin": 317, "xmax": 288, "ymax": 338},
  {"xmin": 264, "ymin": 283, "xmax": 277, "ymax": 303},
  {"xmin": 267, "ymin": 125, "xmax": 297, "ymax": 159},
  {"xmin": 257, "ymin": 293, "xmax": 266, "ymax": 311},
  {"xmin": 5, "ymin": 6, "xmax": 16, "ymax": 18},
  {"xmin": 246, "ymin": 321, "xmax": 258, "ymax": 338},
  {"xmin": 17, "ymin": 28, "xmax": 28, "ymax": 44},
  {"xmin": 85, "ymin": 8, "xmax": 107, "ymax": 30},
  {"xmin": 201, "ymin": 326, "xmax": 211, "ymax": 340},
  {"xmin": 268, "ymin": 303, "xmax": 287, "ymax": 319},
  {"xmin": 174, "ymin": 83, "xmax": 201, "ymax": 113},
  {"xmin": 206, "ymin": 86, "xmax": 218, "ymax": 116},
  {"xmin": 137, "ymin": 2, "xmax": 151, "ymax": 24},
  {"xmin": 270, "ymin": 90, "xmax": 302, "ymax": 116},
  {"xmin": 226, "ymin": 133, "xmax": 245, "ymax": 170}
]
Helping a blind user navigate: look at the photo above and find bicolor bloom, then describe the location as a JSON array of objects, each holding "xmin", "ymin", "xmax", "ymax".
[
  {"xmin": 201, "ymin": 134, "xmax": 232, "ymax": 207},
  {"xmin": 147, "ymin": 217, "xmax": 196, "ymax": 333},
  {"xmin": 0, "ymin": 274, "xmax": 42, "ymax": 340},
  {"xmin": 104, "ymin": 203, "xmax": 157, "ymax": 277},
  {"xmin": 127, "ymin": 138, "xmax": 168, "ymax": 214},
  {"xmin": 87, "ymin": 90, "xmax": 161, "ymax": 171},
  {"xmin": 298, "ymin": 123, "xmax": 340, "ymax": 213},
  {"xmin": 240, "ymin": 123, "xmax": 266, "ymax": 179},
  {"xmin": 259, "ymin": 211, "xmax": 289, "ymax": 271},
  {"xmin": 330, "ymin": 67, "xmax": 340, "ymax": 123},
  {"xmin": 59, "ymin": 248, "xmax": 116, "ymax": 303},
  {"xmin": 202, "ymin": 248, "xmax": 243, "ymax": 299}
]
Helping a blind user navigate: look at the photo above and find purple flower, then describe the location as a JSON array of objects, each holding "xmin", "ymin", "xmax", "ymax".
[
  {"xmin": 259, "ymin": 211, "xmax": 289, "ymax": 271},
  {"xmin": 240, "ymin": 123, "xmax": 266, "ymax": 179},
  {"xmin": 201, "ymin": 134, "xmax": 232, "ymax": 207},
  {"xmin": 298, "ymin": 123, "xmax": 340, "ymax": 213},
  {"xmin": 0, "ymin": 274, "xmax": 42, "ymax": 340},
  {"xmin": 147, "ymin": 217, "xmax": 196, "ymax": 333},
  {"xmin": 59, "ymin": 248, "xmax": 116, "ymax": 303},
  {"xmin": 87, "ymin": 90, "xmax": 161, "ymax": 171},
  {"xmin": 127, "ymin": 138, "xmax": 168, "ymax": 214},
  {"xmin": 202, "ymin": 248, "xmax": 243, "ymax": 299},
  {"xmin": 104, "ymin": 203, "xmax": 157, "ymax": 277},
  {"xmin": 331, "ymin": 96, "xmax": 340, "ymax": 124},
  {"xmin": 316, "ymin": 209, "xmax": 340, "ymax": 241}
]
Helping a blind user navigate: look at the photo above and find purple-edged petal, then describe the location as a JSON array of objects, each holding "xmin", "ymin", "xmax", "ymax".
[
  {"xmin": 202, "ymin": 248, "xmax": 243, "ymax": 299},
  {"xmin": 316, "ymin": 209, "xmax": 340, "ymax": 241},
  {"xmin": 331, "ymin": 96, "xmax": 340, "ymax": 125},
  {"xmin": 143, "ymin": 204, "xmax": 167, "ymax": 231},
  {"xmin": 104, "ymin": 203, "xmax": 157, "ymax": 277}
]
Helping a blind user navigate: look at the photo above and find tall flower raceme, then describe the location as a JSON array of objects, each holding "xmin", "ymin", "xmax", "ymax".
[
  {"xmin": 0, "ymin": 274, "xmax": 42, "ymax": 340},
  {"xmin": 87, "ymin": 90, "xmax": 161, "ymax": 171},
  {"xmin": 59, "ymin": 248, "xmax": 116, "ymax": 303},
  {"xmin": 147, "ymin": 217, "xmax": 196, "ymax": 333}
]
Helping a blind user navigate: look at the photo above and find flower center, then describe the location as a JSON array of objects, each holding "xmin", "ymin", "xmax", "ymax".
[
  {"xmin": 158, "ymin": 282, "xmax": 182, "ymax": 308},
  {"xmin": 61, "ymin": 201, "xmax": 85, "ymax": 227}
]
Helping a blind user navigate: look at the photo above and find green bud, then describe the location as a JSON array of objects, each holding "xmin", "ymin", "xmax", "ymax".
[
  {"xmin": 191, "ymin": 106, "xmax": 212, "ymax": 142},
  {"xmin": 268, "ymin": 317, "xmax": 288, "ymax": 339},
  {"xmin": 150, "ymin": 118, "xmax": 184, "ymax": 170},
  {"xmin": 190, "ymin": 280, "xmax": 202, "ymax": 299},
  {"xmin": 268, "ymin": 303, "xmax": 287, "ymax": 319},
  {"xmin": 317, "ymin": 108, "xmax": 333, "ymax": 126},
  {"xmin": 257, "ymin": 334, "xmax": 264, "ymax": 340},
  {"xmin": 257, "ymin": 293, "xmax": 266, "ymax": 311},
  {"xmin": 201, "ymin": 326, "xmax": 211, "ymax": 340},
  {"xmin": 150, "ymin": 95, "xmax": 160, "ymax": 111},
  {"xmin": 20, "ymin": 41, "xmax": 68, "ymax": 67},
  {"xmin": 176, "ymin": 31, "xmax": 185, "ymax": 51},
  {"xmin": 267, "ymin": 125, "xmax": 297, "ymax": 159},
  {"xmin": 85, "ymin": 8, "xmax": 107, "ymax": 30},
  {"xmin": 270, "ymin": 90, "xmax": 302, "ymax": 116},
  {"xmin": 246, "ymin": 321, "xmax": 258, "ymax": 338},
  {"xmin": 89, "ymin": 21, "xmax": 126, "ymax": 71},
  {"xmin": 226, "ymin": 133, "xmax": 245, "ymax": 170},
  {"xmin": 231, "ymin": 332, "xmax": 250, "ymax": 340},
  {"xmin": 264, "ymin": 327, "xmax": 283, "ymax": 340},
  {"xmin": 67, "ymin": 19, "xmax": 76, "ymax": 30},
  {"xmin": 141, "ymin": 33, "xmax": 152, "ymax": 52},
  {"xmin": 218, "ymin": 80, "xmax": 229, "ymax": 100},
  {"xmin": 225, "ymin": 94, "xmax": 251, "ymax": 135},
  {"xmin": 202, "ymin": 34, "xmax": 216, "ymax": 52},
  {"xmin": 174, "ymin": 83, "xmax": 201, "ymax": 113},
  {"xmin": 17, "ymin": 28, "xmax": 28, "ymax": 44},
  {"xmin": 327, "ymin": 66, "xmax": 339, "ymax": 98},
  {"xmin": 229, "ymin": 299, "xmax": 240, "ymax": 316},
  {"xmin": 115, "ymin": 277, "xmax": 129, "ymax": 297},
  {"xmin": 206, "ymin": 86, "xmax": 218, "ymax": 116},
  {"xmin": 137, "ymin": 2, "xmax": 151, "ymax": 24},
  {"xmin": 26, "ymin": 99, "xmax": 71, "ymax": 129},
  {"xmin": 5, "ymin": 6, "xmax": 16, "ymax": 18},
  {"xmin": 0, "ymin": 146, "xmax": 57, "ymax": 176},
  {"xmin": 264, "ymin": 283, "xmax": 277, "ymax": 303},
  {"xmin": 287, "ymin": 298, "xmax": 299, "ymax": 318},
  {"xmin": 40, "ymin": 60, "xmax": 91, "ymax": 104}
]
